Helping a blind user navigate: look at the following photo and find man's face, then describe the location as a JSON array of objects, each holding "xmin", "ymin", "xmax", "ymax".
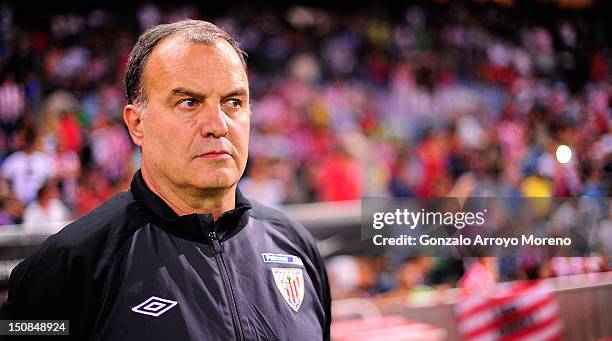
[{"xmin": 135, "ymin": 38, "xmax": 250, "ymax": 192}]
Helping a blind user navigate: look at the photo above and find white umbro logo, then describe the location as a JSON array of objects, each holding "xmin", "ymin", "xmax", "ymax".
[{"xmin": 131, "ymin": 296, "xmax": 178, "ymax": 317}]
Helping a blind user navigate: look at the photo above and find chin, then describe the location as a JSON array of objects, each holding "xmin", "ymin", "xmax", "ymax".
[{"xmin": 190, "ymin": 171, "xmax": 238, "ymax": 190}]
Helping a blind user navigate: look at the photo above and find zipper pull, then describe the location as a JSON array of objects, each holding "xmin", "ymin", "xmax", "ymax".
[{"xmin": 208, "ymin": 231, "xmax": 222, "ymax": 254}]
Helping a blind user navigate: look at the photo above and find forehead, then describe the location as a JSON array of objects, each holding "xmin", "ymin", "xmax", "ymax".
[{"xmin": 142, "ymin": 37, "xmax": 248, "ymax": 96}]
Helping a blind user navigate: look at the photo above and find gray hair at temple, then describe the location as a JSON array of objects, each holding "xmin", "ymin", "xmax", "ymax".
[{"xmin": 125, "ymin": 19, "xmax": 247, "ymax": 117}]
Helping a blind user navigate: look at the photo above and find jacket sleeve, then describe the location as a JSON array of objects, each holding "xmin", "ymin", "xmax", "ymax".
[
  {"xmin": 312, "ymin": 240, "xmax": 332, "ymax": 341},
  {"xmin": 0, "ymin": 238, "xmax": 71, "ymax": 320}
]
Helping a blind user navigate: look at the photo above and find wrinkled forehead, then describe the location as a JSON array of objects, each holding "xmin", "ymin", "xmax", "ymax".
[
  {"xmin": 154, "ymin": 35, "xmax": 245, "ymax": 69},
  {"xmin": 142, "ymin": 37, "xmax": 248, "ymax": 97}
]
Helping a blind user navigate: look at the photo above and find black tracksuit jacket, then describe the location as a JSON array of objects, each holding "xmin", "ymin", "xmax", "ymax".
[{"xmin": 0, "ymin": 171, "xmax": 331, "ymax": 340}]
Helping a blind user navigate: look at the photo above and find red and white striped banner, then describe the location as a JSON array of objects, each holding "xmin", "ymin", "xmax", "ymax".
[{"xmin": 455, "ymin": 280, "xmax": 563, "ymax": 341}]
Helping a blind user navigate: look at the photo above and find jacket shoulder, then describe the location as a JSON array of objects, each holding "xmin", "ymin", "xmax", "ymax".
[
  {"xmin": 52, "ymin": 191, "xmax": 145, "ymax": 250},
  {"xmin": 23, "ymin": 190, "xmax": 148, "ymax": 279}
]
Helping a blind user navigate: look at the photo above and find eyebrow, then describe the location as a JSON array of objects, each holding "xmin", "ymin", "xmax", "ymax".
[
  {"xmin": 169, "ymin": 87, "xmax": 205, "ymax": 101},
  {"xmin": 168, "ymin": 87, "xmax": 248, "ymax": 101},
  {"xmin": 223, "ymin": 88, "xmax": 248, "ymax": 98}
]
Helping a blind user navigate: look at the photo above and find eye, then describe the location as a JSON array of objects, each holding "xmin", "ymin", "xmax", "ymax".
[
  {"xmin": 225, "ymin": 98, "xmax": 242, "ymax": 108},
  {"xmin": 177, "ymin": 98, "xmax": 200, "ymax": 110}
]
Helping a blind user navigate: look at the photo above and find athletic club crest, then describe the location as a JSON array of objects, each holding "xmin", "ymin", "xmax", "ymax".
[{"xmin": 271, "ymin": 268, "xmax": 304, "ymax": 312}]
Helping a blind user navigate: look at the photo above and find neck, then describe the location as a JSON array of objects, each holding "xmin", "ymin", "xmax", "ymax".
[
  {"xmin": 39, "ymin": 197, "xmax": 51, "ymax": 208},
  {"xmin": 141, "ymin": 168, "xmax": 236, "ymax": 220}
]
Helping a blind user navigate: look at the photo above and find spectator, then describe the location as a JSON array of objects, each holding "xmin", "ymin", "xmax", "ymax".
[
  {"xmin": 312, "ymin": 147, "xmax": 363, "ymax": 201},
  {"xmin": 75, "ymin": 168, "xmax": 112, "ymax": 217},
  {"xmin": 89, "ymin": 116, "xmax": 131, "ymax": 184},
  {"xmin": 239, "ymin": 157, "xmax": 286, "ymax": 207},
  {"xmin": 1, "ymin": 127, "xmax": 55, "ymax": 204},
  {"xmin": 22, "ymin": 180, "xmax": 70, "ymax": 231},
  {"xmin": 0, "ymin": 73, "xmax": 26, "ymax": 147},
  {"xmin": 53, "ymin": 137, "xmax": 80, "ymax": 209}
]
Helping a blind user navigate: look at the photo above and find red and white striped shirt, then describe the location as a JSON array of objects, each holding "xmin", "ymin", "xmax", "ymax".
[{"xmin": 0, "ymin": 80, "xmax": 26, "ymax": 122}]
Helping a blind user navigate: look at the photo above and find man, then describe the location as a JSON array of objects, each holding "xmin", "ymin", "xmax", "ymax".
[
  {"xmin": 22, "ymin": 180, "xmax": 70, "ymax": 231},
  {"xmin": 1, "ymin": 126, "xmax": 55, "ymax": 205},
  {"xmin": 1, "ymin": 20, "xmax": 331, "ymax": 340}
]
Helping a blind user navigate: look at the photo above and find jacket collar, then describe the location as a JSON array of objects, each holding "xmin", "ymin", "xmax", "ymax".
[{"xmin": 130, "ymin": 170, "xmax": 252, "ymax": 242}]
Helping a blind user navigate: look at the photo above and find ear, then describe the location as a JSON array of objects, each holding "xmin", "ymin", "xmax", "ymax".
[{"xmin": 123, "ymin": 104, "xmax": 144, "ymax": 147}]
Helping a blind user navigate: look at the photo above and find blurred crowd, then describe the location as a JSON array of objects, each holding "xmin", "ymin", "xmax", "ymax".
[
  {"xmin": 0, "ymin": 3, "xmax": 610, "ymax": 226},
  {"xmin": 326, "ymin": 254, "xmax": 609, "ymax": 306}
]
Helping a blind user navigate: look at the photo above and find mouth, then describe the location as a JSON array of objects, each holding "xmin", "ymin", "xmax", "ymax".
[{"xmin": 197, "ymin": 151, "xmax": 232, "ymax": 159}]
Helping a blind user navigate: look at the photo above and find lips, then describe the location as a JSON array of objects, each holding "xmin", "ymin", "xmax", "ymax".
[{"xmin": 197, "ymin": 150, "xmax": 231, "ymax": 159}]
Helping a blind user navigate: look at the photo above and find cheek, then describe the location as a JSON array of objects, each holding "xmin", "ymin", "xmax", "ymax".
[
  {"xmin": 233, "ymin": 116, "xmax": 250, "ymax": 154},
  {"xmin": 145, "ymin": 120, "xmax": 191, "ymax": 162}
]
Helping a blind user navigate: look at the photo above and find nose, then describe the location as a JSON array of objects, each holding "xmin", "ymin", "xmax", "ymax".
[{"xmin": 200, "ymin": 102, "xmax": 229, "ymax": 138}]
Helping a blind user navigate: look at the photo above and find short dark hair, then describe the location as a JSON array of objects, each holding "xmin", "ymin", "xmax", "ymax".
[{"xmin": 125, "ymin": 19, "xmax": 247, "ymax": 108}]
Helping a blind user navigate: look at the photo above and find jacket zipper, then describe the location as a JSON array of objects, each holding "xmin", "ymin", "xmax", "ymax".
[{"xmin": 208, "ymin": 231, "xmax": 245, "ymax": 341}]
